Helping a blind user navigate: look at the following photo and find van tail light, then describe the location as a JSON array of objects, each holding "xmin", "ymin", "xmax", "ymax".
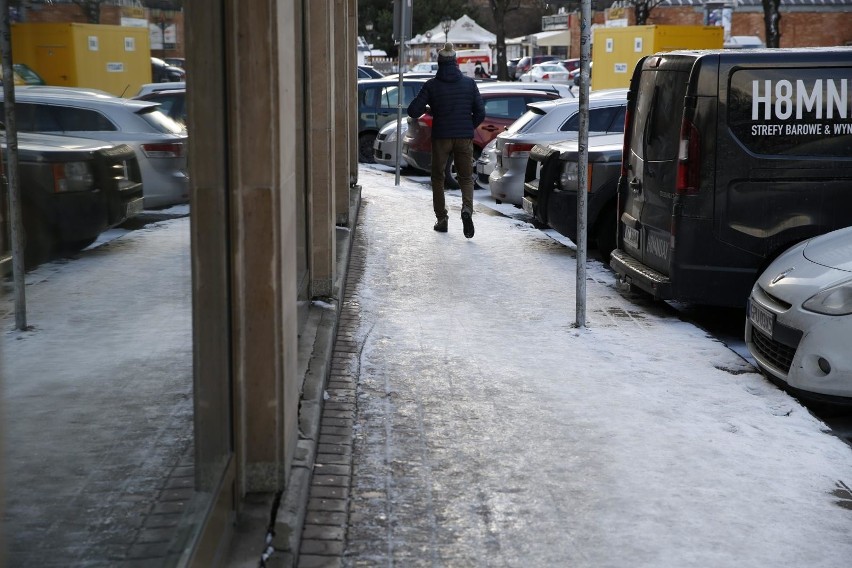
[
  {"xmin": 676, "ymin": 117, "xmax": 700, "ymax": 195},
  {"xmin": 142, "ymin": 142, "xmax": 185, "ymax": 158},
  {"xmin": 418, "ymin": 113, "xmax": 433, "ymax": 128},
  {"xmin": 504, "ymin": 142, "xmax": 535, "ymax": 158},
  {"xmin": 620, "ymin": 107, "xmax": 632, "ymax": 178}
]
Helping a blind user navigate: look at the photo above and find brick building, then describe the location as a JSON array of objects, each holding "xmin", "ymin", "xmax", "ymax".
[{"xmin": 13, "ymin": 0, "xmax": 185, "ymax": 59}]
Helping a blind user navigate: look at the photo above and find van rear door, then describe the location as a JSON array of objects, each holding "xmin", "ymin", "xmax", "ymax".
[{"xmin": 619, "ymin": 55, "xmax": 694, "ymax": 276}]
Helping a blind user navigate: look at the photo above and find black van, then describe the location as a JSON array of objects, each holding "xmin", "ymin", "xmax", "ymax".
[{"xmin": 610, "ymin": 48, "xmax": 852, "ymax": 308}]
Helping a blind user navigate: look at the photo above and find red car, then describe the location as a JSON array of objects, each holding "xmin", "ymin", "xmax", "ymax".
[{"xmin": 401, "ymin": 87, "xmax": 560, "ymax": 187}]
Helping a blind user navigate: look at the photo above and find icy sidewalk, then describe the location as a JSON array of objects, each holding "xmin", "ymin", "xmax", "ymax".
[{"xmin": 308, "ymin": 165, "xmax": 852, "ymax": 567}]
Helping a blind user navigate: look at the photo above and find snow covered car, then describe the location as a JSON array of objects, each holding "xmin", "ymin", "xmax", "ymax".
[
  {"xmin": 745, "ymin": 226, "xmax": 852, "ymax": 402},
  {"xmin": 372, "ymin": 118, "xmax": 409, "ymax": 168}
]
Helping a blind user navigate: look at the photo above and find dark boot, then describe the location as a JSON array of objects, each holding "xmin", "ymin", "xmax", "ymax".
[
  {"xmin": 461, "ymin": 210, "xmax": 474, "ymax": 238},
  {"xmin": 434, "ymin": 216, "xmax": 448, "ymax": 232}
]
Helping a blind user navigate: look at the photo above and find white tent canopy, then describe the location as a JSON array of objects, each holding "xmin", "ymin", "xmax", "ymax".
[{"xmin": 408, "ymin": 14, "xmax": 496, "ymax": 46}]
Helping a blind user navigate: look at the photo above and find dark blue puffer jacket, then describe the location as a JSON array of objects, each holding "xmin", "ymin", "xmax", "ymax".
[{"xmin": 407, "ymin": 60, "xmax": 486, "ymax": 139}]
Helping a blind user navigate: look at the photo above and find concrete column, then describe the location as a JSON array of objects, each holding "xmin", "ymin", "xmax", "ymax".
[
  {"xmin": 333, "ymin": 0, "xmax": 351, "ymax": 225},
  {"xmin": 305, "ymin": 0, "xmax": 337, "ymax": 297},
  {"xmin": 225, "ymin": 0, "xmax": 291, "ymax": 492},
  {"xmin": 348, "ymin": 0, "xmax": 360, "ymax": 188}
]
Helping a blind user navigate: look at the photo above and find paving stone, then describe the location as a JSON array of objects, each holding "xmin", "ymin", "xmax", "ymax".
[
  {"xmin": 300, "ymin": 539, "xmax": 345, "ymax": 555},
  {"xmin": 307, "ymin": 497, "xmax": 347, "ymax": 513},
  {"xmin": 309, "ymin": 485, "xmax": 349, "ymax": 500},
  {"xmin": 311, "ymin": 474, "xmax": 350, "ymax": 487},
  {"xmin": 302, "ymin": 524, "xmax": 346, "ymax": 541},
  {"xmin": 297, "ymin": 554, "xmax": 343, "ymax": 568},
  {"xmin": 303, "ymin": 511, "xmax": 347, "ymax": 526}
]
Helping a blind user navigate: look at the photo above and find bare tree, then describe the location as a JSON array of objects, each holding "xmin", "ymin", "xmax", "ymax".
[
  {"xmin": 70, "ymin": 0, "xmax": 105, "ymax": 24},
  {"xmin": 761, "ymin": 0, "xmax": 781, "ymax": 47},
  {"xmin": 628, "ymin": 0, "xmax": 667, "ymax": 25},
  {"xmin": 488, "ymin": 0, "xmax": 524, "ymax": 80}
]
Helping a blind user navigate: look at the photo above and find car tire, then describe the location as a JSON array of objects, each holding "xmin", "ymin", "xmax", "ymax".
[
  {"xmin": 359, "ymin": 133, "xmax": 376, "ymax": 163},
  {"xmin": 59, "ymin": 236, "xmax": 97, "ymax": 255},
  {"xmin": 22, "ymin": 204, "xmax": 55, "ymax": 269},
  {"xmin": 595, "ymin": 202, "xmax": 617, "ymax": 263}
]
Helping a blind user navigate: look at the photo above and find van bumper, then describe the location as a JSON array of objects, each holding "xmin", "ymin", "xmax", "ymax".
[{"xmin": 609, "ymin": 248, "xmax": 672, "ymax": 299}]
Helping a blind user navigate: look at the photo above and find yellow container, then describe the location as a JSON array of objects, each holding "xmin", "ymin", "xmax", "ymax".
[
  {"xmin": 592, "ymin": 25, "xmax": 723, "ymax": 91},
  {"xmin": 11, "ymin": 23, "xmax": 152, "ymax": 97}
]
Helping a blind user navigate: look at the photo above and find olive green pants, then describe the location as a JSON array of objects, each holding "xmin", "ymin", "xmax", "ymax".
[{"xmin": 430, "ymin": 138, "xmax": 474, "ymax": 220}]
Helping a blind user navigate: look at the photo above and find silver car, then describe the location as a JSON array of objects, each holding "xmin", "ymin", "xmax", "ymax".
[
  {"xmin": 475, "ymin": 138, "xmax": 497, "ymax": 189},
  {"xmin": 746, "ymin": 225, "xmax": 852, "ymax": 401},
  {"xmin": 372, "ymin": 118, "xmax": 409, "ymax": 169},
  {"xmin": 489, "ymin": 89, "xmax": 627, "ymax": 205},
  {"xmin": 5, "ymin": 86, "xmax": 188, "ymax": 209}
]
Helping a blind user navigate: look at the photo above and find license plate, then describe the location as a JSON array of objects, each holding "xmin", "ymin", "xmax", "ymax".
[
  {"xmin": 749, "ymin": 300, "xmax": 775, "ymax": 337},
  {"xmin": 623, "ymin": 225, "xmax": 640, "ymax": 249}
]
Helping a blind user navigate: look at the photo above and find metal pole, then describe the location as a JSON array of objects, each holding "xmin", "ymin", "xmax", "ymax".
[
  {"xmin": 394, "ymin": 0, "xmax": 410, "ymax": 186},
  {"xmin": 0, "ymin": 0, "xmax": 28, "ymax": 330},
  {"xmin": 575, "ymin": 0, "xmax": 592, "ymax": 328}
]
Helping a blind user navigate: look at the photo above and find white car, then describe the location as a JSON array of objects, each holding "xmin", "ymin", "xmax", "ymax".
[
  {"xmin": 475, "ymin": 138, "xmax": 497, "ymax": 189},
  {"xmin": 519, "ymin": 63, "xmax": 571, "ymax": 84},
  {"xmin": 372, "ymin": 118, "xmax": 409, "ymax": 168},
  {"xmin": 489, "ymin": 89, "xmax": 627, "ymax": 205},
  {"xmin": 410, "ymin": 62, "xmax": 438, "ymax": 74},
  {"xmin": 746, "ymin": 225, "xmax": 852, "ymax": 400}
]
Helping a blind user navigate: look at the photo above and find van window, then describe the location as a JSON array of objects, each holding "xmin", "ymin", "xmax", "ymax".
[
  {"xmin": 631, "ymin": 70, "xmax": 689, "ymax": 161},
  {"xmin": 728, "ymin": 68, "xmax": 852, "ymax": 158}
]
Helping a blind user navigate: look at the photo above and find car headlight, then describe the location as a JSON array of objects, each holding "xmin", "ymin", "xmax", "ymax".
[
  {"xmin": 53, "ymin": 161, "xmax": 94, "ymax": 193},
  {"xmin": 802, "ymin": 278, "xmax": 852, "ymax": 315},
  {"xmin": 559, "ymin": 161, "xmax": 579, "ymax": 190}
]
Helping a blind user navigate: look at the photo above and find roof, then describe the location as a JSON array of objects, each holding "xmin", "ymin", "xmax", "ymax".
[
  {"xmin": 659, "ymin": 0, "xmax": 852, "ymax": 6},
  {"xmin": 409, "ymin": 14, "xmax": 496, "ymax": 46}
]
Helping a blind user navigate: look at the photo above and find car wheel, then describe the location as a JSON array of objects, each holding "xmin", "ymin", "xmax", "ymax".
[
  {"xmin": 359, "ymin": 133, "xmax": 376, "ymax": 163},
  {"xmin": 59, "ymin": 236, "xmax": 97, "ymax": 255},
  {"xmin": 444, "ymin": 158, "xmax": 460, "ymax": 189},
  {"xmin": 595, "ymin": 202, "xmax": 617, "ymax": 263},
  {"xmin": 22, "ymin": 204, "xmax": 55, "ymax": 268}
]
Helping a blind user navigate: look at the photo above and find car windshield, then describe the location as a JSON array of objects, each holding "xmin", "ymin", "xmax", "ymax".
[{"xmin": 136, "ymin": 106, "xmax": 186, "ymax": 134}]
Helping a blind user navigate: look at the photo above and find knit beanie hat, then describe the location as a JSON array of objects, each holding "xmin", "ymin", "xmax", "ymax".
[{"xmin": 437, "ymin": 42, "xmax": 456, "ymax": 61}]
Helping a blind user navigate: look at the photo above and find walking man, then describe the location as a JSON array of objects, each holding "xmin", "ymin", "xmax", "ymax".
[{"xmin": 407, "ymin": 43, "xmax": 485, "ymax": 238}]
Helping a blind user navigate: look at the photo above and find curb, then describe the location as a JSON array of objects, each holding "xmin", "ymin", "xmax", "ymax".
[{"xmin": 266, "ymin": 185, "xmax": 362, "ymax": 567}]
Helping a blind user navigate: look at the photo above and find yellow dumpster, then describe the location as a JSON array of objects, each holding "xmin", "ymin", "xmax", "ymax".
[
  {"xmin": 11, "ymin": 23, "xmax": 152, "ymax": 97},
  {"xmin": 592, "ymin": 25, "xmax": 723, "ymax": 91}
]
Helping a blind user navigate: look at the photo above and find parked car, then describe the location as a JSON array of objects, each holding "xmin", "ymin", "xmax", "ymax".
[
  {"xmin": 519, "ymin": 63, "xmax": 572, "ymax": 84},
  {"xmin": 610, "ymin": 47, "xmax": 852, "ymax": 308},
  {"xmin": 506, "ymin": 58, "xmax": 521, "ymax": 80},
  {"xmin": 523, "ymin": 133, "xmax": 625, "ymax": 260},
  {"xmin": 489, "ymin": 89, "xmax": 627, "ymax": 206},
  {"xmin": 358, "ymin": 65, "xmax": 384, "ymax": 79},
  {"xmin": 474, "ymin": 138, "xmax": 498, "ymax": 189},
  {"xmin": 746, "ymin": 225, "xmax": 852, "ymax": 401},
  {"xmin": 133, "ymin": 87, "xmax": 186, "ymax": 126},
  {"xmin": 4, "ymin": 86, "xmax": 189, "ymax": 208},
  {"xmin": 163, "ymin": 57, "xmax": 186, "ymax": 70},
  {"xmin": 372, "ymin": 118, "xmax": 410, "ymax": 168},
  {"xmin": 151, "ymin": 57, "xmax": 186, "ymax": 82},
  {"xmin": 0, "ymin": 63, "xmax": 47, "ymax": 85},
  {"xmin": 358, "ymin": 77, "xmax": 428, "ymax": 163},
  {"xmin": 1, "ymin": 130, "xmax": 143, "ymax": 266},
  {"xmin": 560, "ymin": 58, "xmax": 580, "ymax": 73},
  {"xmin": 410, "ymin": 62, "xmax": 439, "ymax": 74},
  {"xmin": 401, "ymin": 87, "xmax": 561, "ymax": 188},
  {"xmin": 482, "ymin": 81, "xmax": 574, "ymax": 99},
  {"xmin": 514, "ymin": 55, "xmax": 560, "ymax": 79},
  {"xmin": 135, "ymin": 81, "xmax": 185, "ymax": 98}
]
